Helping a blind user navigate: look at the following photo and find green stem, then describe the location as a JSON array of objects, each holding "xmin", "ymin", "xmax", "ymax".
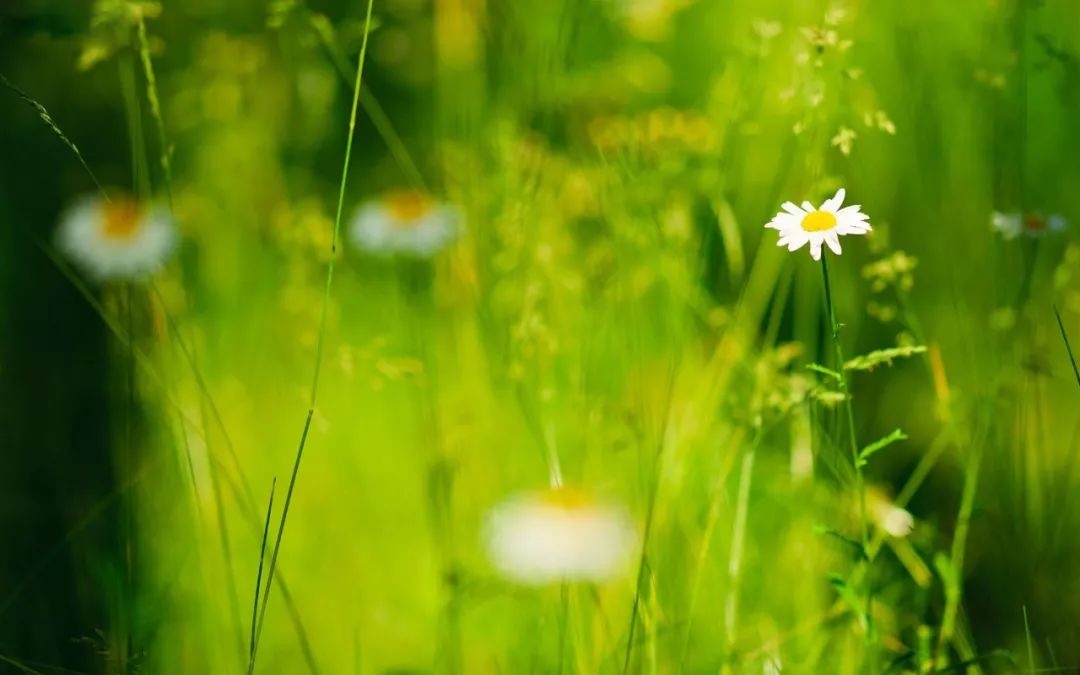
[
  {"xmin": 622, "ymin": 437, "xmax": 664, "ymax": 675},
  {"xmin": 247, "ymin": 1, "xmax": 375, "ymax": 671},
  {"xmin": 135, "ymin": 14, "xmax": 174, "ymax": 208},
  {"xmin": 935, "ymin": 426, "xmax": 985, "ymax": 668},
  {"xmin": 722, "ymin": 444, "xmax": 756, "ymax": 672},
  {"xmin": 1054, "ymin": 305, "xmax": 1080, "ymax": 389},
  {"xmin": 122, "ymin": 282, "xmax": 135, "ymax": 673},
  {"xmin": 250, "ymin": 478, "xmax": 278, "ymax": 660},
  {"xmin": 819, "ymin": 255, "xmax": 872, "ymax": 649}
]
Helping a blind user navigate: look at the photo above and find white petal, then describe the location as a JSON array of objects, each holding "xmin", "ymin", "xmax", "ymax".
[
  {"xmin": 781, "ymin": 231, "xmax": 809, "ymax": 251},
  {"xmin": 781, "ymin": 202, "xmax": 806, "ymax": 217},
  {"xmin": 824, "ymin": 231, "xmax": 842, "ymax": 255},
  {"xmin": 801, "ymin": 200, "xmax": 815, "ymax": 212},
  {"xmin": 822, "ymin": 187, "xmax": 846, "ymax": 212},
  {"xmin": 766, "ymin": 213, "xmax": 797, "ymax": 230}
]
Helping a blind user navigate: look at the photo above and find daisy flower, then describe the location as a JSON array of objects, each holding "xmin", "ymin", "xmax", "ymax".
[
  {"xmin": 349, "ymin": 190, "xmax": 459, "ymax": 257},
  {"xmin": 484, "ymin": 487, "xmax": 637, "ymax": 585},
  {"xmin": 56, "ymin": 194, "xmax": 175, "ymax": 281},
  {"xmin": 991, "ymin": 211, "xmax": 1067, "ymax": 240},
  {"xmin": 765, "ymin": 187, "xmax": 871, "ymax": 261}
]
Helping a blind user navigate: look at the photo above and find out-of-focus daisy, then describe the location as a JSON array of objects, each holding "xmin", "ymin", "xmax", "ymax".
[
  {"xmin": 869, "ymin": 490, "xmax": 914, "ymax": 538},
  {"xmin": 484, "ymin": 487, "xmax": 637, "ymax": 585},
  {"xmin": 765, "ymin": 188, "xmax": 871, "ymax": 261},
  {"xmin": 991, "ymin": 211, "xmax": 1067, "ymax": 240},
  {"xmin": 57, "ymin": 194, "xmax": 175, "ymax": 281},
  {"xmin": 349, "ymin": 190, "xmax": 458, "ymax": 257}
]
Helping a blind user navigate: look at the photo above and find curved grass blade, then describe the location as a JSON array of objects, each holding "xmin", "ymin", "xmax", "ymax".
[{"xmin": 0, "ymin": 72, "xmax": 109, "ymax": 200}]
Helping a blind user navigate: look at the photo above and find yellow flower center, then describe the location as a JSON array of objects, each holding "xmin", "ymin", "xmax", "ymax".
[
  {"xmin": 1023, "ymin": 214, "xmax": 1047, "ymax": 232},
  {"xmin": 801, "ymin": 210, "xmax": 837, "ymax": 232},
  {"xmin": 383, "ymin": 191, "xmax": 433, "ymax": 227},
  {"xmin": 540, "ymin": 487, "xmax": 593, "ymax": 510},
  {"xmin": 101, "ymin": 199, "xmax": 143, "ymax": 241}
]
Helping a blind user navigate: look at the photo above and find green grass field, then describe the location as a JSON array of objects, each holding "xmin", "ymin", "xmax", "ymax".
[{"xmin": 2, "ymin": 0, "xmax": 1080, "ymax": 673}]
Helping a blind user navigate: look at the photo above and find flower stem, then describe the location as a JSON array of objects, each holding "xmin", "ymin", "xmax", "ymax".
[{"xmin": 819, "ymin": 255, "xmax": 872, "ymax": 649}]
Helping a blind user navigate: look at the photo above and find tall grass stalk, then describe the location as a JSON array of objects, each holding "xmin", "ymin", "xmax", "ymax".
[
  {"xmin": 819, "ymin": 255, "xmax": 872, "ymax": 652},
  {"xmin": 305, "ymin": 12, "xmax": 429, "ymax": 194},
  {"xmin": 1054, "ymin": 305, "xmax": 1080, "ymax": 389},
  {"xmin": 248, "ymin": 1, "xmax": 375, "ymax": 670},
  {"xmin": 677, "ymin": 428, "xmax": 745, "ymax": 673},
  {"xmin": 198, "ymin": 398, "xmax": 247, "ymax": 663},
  {"xmin": 722, "ymin": 444, "xmax": 756, "ymax": 671},
  {"xmin": 621, "ymin": 392, "xmax": 673, "ymax": 675},
  {"xmin": 135, "ymin": 14, "xmax": 173, "ymax": 208},
  {"xmin": 0, "ymin": 72, "xmax": 109, "ymax": 199},
  {"xmin": 935, "ymin": 419, "xmax": 986, "ymax": 667},
  {"xmin": 250, "ymin": 479, "xmax": 278, "ymax": 660},
  {"xmin": 1022, "ymin": 605, "xmax": 1035, "ymax": 672},
  {"xmin": 120, "ymin": 282, "xmax": 136, "ymax": 672}
]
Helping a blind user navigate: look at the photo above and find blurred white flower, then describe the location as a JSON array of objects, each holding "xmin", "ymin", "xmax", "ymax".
[
  {"xmin": 765, "ymin": 188, "xmax": 871, "ymax": 261},
  {"xmin": 991, "ymin": 211, "xmax": 1067, "ymax": 240},
  {"xmin": 485, "ymin": 488, "xmax": 637, "ymax": 585},
  {"xmin": 57, "ymin": 194, "xmax": 175, "ymax": 281},
  {"xmin": 349, "ymin": 190, "xmax": 459, "ymax": 257},
  {"xmin": 872, "ymin": 501, "xmax": 914, "ymax": 538}
]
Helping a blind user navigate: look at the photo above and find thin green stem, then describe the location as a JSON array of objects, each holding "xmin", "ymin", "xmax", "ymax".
[
  {"xmin": 250, "ymin": 478, "xmax": 278, "ymax": 660},
  {"xmin": 305, "ymin": 11, "xmax": 429, "ymax": 193},
  {"xmin": 1023, "ymin": 605, "xmax": 1035, "ymax": 672},
  {"xmin": 122, "ymin": 282, "xmax": 135, "ymax": 672},
  {"xmin": 1053, "ymin": 305, "xmax": 1080, "ymax": 389},
  {"xmin": 135, "ymin": 14, "xmax": 174, "ymax": 208},
  {"xmin": 622, "ymin": 427, "xmax": 669, "ymax": 675},
  {"xmin": 248, "ymin": 2, "xmax": 375, "ymax": 671},
  {"xmin": 820, "ymin": 255, "xmax": 872, "ymax": 649},
  {"xmin": 935, "ymin": 424, "xmax": 985, "ymax": 668},
  {"xmin": 0, "ymin": 72, "xmax": 109, "ymax": 199},
  {"xmin": 722, "ymin": 444, "xmax": 756, "ymax": 671}
]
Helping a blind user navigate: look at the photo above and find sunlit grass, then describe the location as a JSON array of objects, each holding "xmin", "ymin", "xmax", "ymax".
[{"xmin": 2, "ymin": 0, "xmax": 1080, "ymax": 673}]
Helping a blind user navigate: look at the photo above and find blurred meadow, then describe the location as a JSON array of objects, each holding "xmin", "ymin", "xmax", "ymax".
[{"xmin": 2, "ymin": 0, "xmax": 1080, "ymax": 673}]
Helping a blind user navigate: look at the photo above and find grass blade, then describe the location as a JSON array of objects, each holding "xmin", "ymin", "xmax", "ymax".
[
  {"xmin": 1053, "ymin": 305, "xmax": 1080, "ymax": 389},
  {"xmin": 248, "ymin": 1, "xmax": 376, "ymax": 670},
  {"xmin": 250, "ymin": 478, "xmax": 278, "ymax": 660},
  {"xmin": 0, "ymin": 72, "xmax": 109, "ymax": 199}
]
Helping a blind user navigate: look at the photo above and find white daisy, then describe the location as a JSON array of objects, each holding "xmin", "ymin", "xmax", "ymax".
[
  {"xmin": 349, "ymin": 190, "xmax": 459, "ymax": 257},
  {"xmin": 765, "ymin": 188, "xmax": 871, "ymax": 261},
  {"xmin": 56, "ymin": 194, "xmax": 175, "ymax": 281},
  {"xmin": 991, "ymin": 210, "xmax": 1067, "ymax": 240},
  {"xmin": 484, "ymin": 487, "xmax": 637, "ymax": 585}
]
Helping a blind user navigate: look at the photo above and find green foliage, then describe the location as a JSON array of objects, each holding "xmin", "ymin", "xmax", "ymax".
[
  {"xmin": 857, "ymin": 428, "xmax": 907, "ymax": 468},
  {"xmin": 843, "ymin": 345, "xmax": 928, "ymax": 372},
  {"xmin": 2, "ymin": 0, "xmax": 1080, "ymax": 674}
]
